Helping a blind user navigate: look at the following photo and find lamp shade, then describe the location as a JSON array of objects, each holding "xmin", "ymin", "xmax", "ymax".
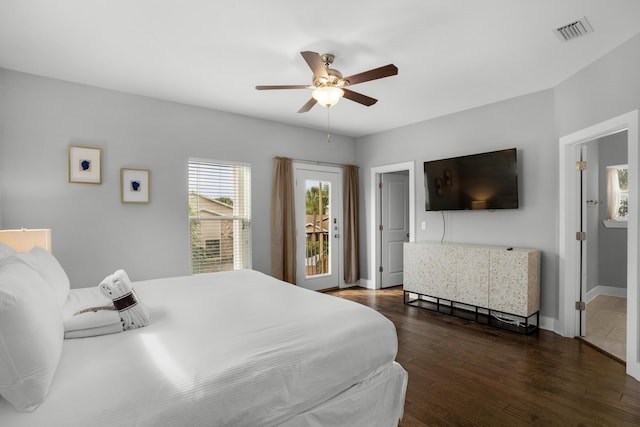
[
  {"xmin": 312, "ymin": 86, "xmax": 344, "ymax": 107},
  {"xmin": 0, "ymin": 229, "xmax": 52, "ymax": 253}
]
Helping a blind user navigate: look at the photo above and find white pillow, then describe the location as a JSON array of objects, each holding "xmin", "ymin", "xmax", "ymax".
[
  {"xmin": 17, "ymin": 247, "xmax": 70, "ymax": 308},
  {"xmin": 0, "ymin": 257, "xmax": 64, "ymax": 412},
  {"xmin": 0, "ymin": 242, "xmax": 16, "ymax": 260}
]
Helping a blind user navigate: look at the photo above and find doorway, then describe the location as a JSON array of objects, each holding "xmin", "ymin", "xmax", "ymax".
[
  {"xmin": 294, "ymin": 164, "xmax": 342, "ymax": 291},
  {"xmin": 579, "ymin": 133, "xmax": 628, "ymax": 362},
  {"xmin": 370, "ymin": 161, "xmax": 416, "ymax": 289},
  {"xmin": 558, "ymin": 109, "xmax": 639, "ymax": 381}
]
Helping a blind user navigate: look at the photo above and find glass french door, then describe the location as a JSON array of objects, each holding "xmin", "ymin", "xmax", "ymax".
[{"xmin": 295, "ymin": 165, "xmax": 341, "ymax": 291}]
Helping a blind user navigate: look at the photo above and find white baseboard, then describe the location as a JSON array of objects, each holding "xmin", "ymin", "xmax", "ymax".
[
  {"xmin": 358, "ymin": 278, "xmax": 376, "ymax": 289},
  {"xmin": 539, "ymin": 316, "xmax": 556, "ymax": 332},
  {"xmin": 586, "ymin": 285, "xmax": 627, "ymax": 302}
]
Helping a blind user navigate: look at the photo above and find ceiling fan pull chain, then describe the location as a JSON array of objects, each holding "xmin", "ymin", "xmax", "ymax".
[{"xmin": 327, "ymin": 106, "xmax": 331, "ymax": 143}]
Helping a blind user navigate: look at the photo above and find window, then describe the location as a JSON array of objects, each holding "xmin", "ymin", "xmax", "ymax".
[
  {"xmin": 189, "ymin": 159, "xmax": 251, "ymax": 274},
  {"xmin": 606, "ymin": 164, "xmax": 628, "ymax": 221}
]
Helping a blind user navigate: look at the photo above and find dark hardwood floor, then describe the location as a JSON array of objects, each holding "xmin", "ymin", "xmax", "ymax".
[{"xmin": 326, "ymin": 286, "xmax": 640, "ymax": 426}]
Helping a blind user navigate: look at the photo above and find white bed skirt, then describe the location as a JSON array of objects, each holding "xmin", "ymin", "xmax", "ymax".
[{"xmin": 280, "ymin": 361, "xmax": 408, "ymax": 427}]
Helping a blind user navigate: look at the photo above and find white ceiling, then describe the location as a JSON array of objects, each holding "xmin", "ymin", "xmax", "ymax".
[{"xmin": 2, "ymin": 1, "xmax": 640, "ymax": 138}]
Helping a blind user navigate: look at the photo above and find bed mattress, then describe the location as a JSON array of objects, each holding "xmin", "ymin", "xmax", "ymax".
[{"xmin": 0, "ymin": 269, "xmax": 406, "ymax": 426}]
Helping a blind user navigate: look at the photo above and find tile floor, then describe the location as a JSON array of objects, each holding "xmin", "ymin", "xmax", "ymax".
[{"xmin": 584, "ymin": 295, "xmax": 626, "ymax": 362}]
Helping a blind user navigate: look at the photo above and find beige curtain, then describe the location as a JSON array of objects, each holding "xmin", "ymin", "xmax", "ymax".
[
  {"xmin": 607, "ymin": 167, "xmax": 621, "ymax": 220},
  {"xmin": 343, "ymin": 165, "xmax": 360, "ymax": 284},
  {"xmin": 271, "ymin": 157, "xmax": 297, "ymax": 284}
]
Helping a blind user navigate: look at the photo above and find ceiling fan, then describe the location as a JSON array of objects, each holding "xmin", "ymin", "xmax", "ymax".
[{"xmin": 255, "ymin": 51, "xmax": 398, "ymax": 113}]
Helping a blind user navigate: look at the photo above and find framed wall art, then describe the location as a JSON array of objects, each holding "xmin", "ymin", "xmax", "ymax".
[
  {"xmin": 121, "ymin": 168, "xmax": 150, "ymax": 203},
  {"xmin": 69, "ymin": 145, "xmax": 102, "ymax": 184}
]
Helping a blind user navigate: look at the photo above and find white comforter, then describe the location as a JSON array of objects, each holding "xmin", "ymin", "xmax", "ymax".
[{"xmin": 0, "ymin": 269, "xmax": 402, "ymax": 426}]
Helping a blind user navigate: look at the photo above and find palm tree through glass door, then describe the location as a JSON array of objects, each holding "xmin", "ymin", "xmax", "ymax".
[{"xmin": 305, "ymin": 180, "xmax": 330, "ymax": 277}]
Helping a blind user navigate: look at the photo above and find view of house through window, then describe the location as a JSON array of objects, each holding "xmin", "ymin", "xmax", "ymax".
[
  {"xmin": 607, "ymin": 164, "xmax": 628, "ymax": 221},
  {"xmin": 189, "ymin": 159, "xmax": 251, "ymax": 274},
  {"xmin": 305, "ymin": 180, "xmax": 330, "ymax": 277}
]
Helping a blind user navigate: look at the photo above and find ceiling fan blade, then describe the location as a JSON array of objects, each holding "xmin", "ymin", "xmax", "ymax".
[
  {"xmin": 343, "ymin": 64, "xmax": 398, "ymax": 86},
  {"xmin": 297, "ymin": 98, "xmax": 317, "ymax": 113},
  {"xmin": 342, "ymin": 89, "xmax": 378, "ymax": 106},
  {"xmin": 255, "ymin": 85, "xmax": 309, "ymax": 90},
  {"xmin": 300, "ymin": 51, "xmax": 328, "ymax": 79}
]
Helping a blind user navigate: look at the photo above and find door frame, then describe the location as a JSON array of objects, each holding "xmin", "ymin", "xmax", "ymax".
[
  {"xmin": 558, "ymin": 109, "xmax": 639, "ymax": 381},
  {"xmin": 369, "ymin": 161, "xmax": 416, "ymax": 289},
  {"xmin": 293, "ymin": 162, "xmax": 344, "ymax": 290}
]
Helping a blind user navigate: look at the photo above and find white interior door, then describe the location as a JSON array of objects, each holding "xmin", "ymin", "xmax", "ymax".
[
  {"xmin": 295, "ymin": 165, "xmax": 341, "ymax": 291},
  {"xmin": 381, "ymin": 172, "xmax": 409, "ymax": 288}
]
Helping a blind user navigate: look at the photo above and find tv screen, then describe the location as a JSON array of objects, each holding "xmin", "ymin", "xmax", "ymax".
[{"xmin": 424, "ymin": 148, "xmax": 519, "ymax": 211}]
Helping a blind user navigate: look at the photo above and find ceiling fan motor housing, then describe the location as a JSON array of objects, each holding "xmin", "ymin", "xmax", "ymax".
[
  {"xmin": 314, "ymin": 70, "xmax": 346, "ymax": 88},
  {"xmin": 314, "ymin": 54, "xmax": 346, "ymax": 88}
]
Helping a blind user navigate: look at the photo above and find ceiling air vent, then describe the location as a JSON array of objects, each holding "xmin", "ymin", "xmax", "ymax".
[{"xmin": 554, "ymin": 16, "xmax": 594, "ymax": 42}]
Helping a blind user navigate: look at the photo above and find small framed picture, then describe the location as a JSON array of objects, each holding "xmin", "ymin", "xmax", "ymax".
[
  {"xmin": 121, "ymin": 168, "xmax": 150, "ymax": 203},
  {"xmin": 69, "ymin": 146, "xmax": 102, "ymax": 184}
]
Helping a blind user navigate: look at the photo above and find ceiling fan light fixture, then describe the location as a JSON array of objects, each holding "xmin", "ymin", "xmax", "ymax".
[{"xmin": 312, "ymin": 86, "xmax": 344, "ymax": 107}]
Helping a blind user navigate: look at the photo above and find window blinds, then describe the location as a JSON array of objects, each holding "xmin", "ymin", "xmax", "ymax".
[{"xmin": 188, "ymin": 159, "xmax": 251, "ymax": 274}]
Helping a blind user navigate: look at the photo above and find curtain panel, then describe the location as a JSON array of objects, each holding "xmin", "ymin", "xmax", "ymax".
[
  {"xmin": 343, "ymin": 165, "xmax": 360, "ymax": 284},
  {"xmin": 271, "ymin": 157, "xmax": 297, "ymax": 284}
]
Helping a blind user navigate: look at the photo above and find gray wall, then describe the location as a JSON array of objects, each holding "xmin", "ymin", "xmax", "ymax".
[
  {"xmin": 554, "ymin": 34, "xmax": 640, "ymax": 137},
  {"xmin": 0, "ymin": 70, "xmax": 356, "ymax": 287},
  {"xmin": 597, "ymin": 132, "xmax": 628, "ymax": 289},
  {"xmin": 355, "ymin": 90, "xmax": 559, "ymax": 318}
]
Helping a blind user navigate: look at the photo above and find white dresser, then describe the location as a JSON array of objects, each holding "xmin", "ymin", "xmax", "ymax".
[{"xmin": 403, "ymin": 241, "xmax": 541, "ymax": 333}]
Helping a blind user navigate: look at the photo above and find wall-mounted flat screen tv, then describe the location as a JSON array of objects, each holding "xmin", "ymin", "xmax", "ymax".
[{"xmin": 424, "ymin": 148, "xmax": 519, "ymax": 211}]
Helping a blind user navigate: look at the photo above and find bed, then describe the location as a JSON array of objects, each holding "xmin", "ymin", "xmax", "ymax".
[{"xmin": 0, "ymin": 258, "xmax": 407, "ymax": 426}]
